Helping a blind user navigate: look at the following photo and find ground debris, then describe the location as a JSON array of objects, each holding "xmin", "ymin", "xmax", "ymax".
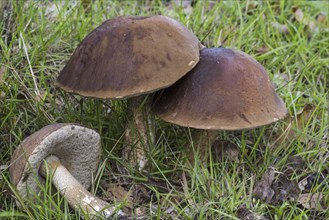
[
  {"xmin": 253, "ymin": 167, "xmax": 301, "ymax": 205},
  {"xmin": 298, "ymin": 193, "xmax": 326, "ymax": 211},
  {"xmin": 1, "ymin": 0, "xmax": 14, "ymax": 45},
  {"xmin": 0, "ymin": 65, "xmax": 6, "ymax": 100},
  {"xmin": 253, "ymin": 167, "xmax": 275, "ymax": 203},
  {"xmin": 255, "ymin": 45, "xmax": 269, "ymax": 55},
  {"xmin": 271, "ymin": 22, "xmax": 289, "ymax": 34},
  {"xmin": 243, "ymin": 1, "xmax": 258, "ymax": 15},
  {"xmin": 0, "ymin": 165, "xmax": 9, "ymax": 181},
  {"xmin": 298, "ymin": 170, "xmax": 328, "ymax": 192},
  {"xmin": 100, "ymin": 178, "xmax": 153, "ymax": 217},
  {"xmin": 272, "ymin": 174, "xmax": 300, "ymax": 204},
  {"xmin": 292, "ymin": 6, "xmax": 304, "ymax": 23},
  {"xmin": 316, "ymin": 13, "xmax": 327, "ymax": 24},
  {"xmin": 212, "ymin": 139, "xmax": 240, "ymax": 162},
  {"xmin": 282, "ymin": 155, "xmax": 306, "ymax": 177},
  {"xmin": 292, "ymin": 5, "xmax": 329, "ymax": 38},
  {"xmin": 236, "ymin": 204, "xmax": 268, "ymax": 220},
  {"xmin": 253, "ymin": 162, "xmax": 328, "ymax": 213},
  {"xmin": 166, "ymin": 0, "xmax": 193, "ymax": 14},
  {"xmin": 104, "ymin": 183, "xmax": 134, "ymax": 209},
  {"xmin": 0, "ymin": 66, "xmax": 5, "ymax": 82},
  {"xmin": 271, "ymin": 104, "xmax": 315, "ymax": 149}
]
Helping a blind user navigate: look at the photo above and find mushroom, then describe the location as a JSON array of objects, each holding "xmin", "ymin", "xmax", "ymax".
[
  {"xmin": 9, "ymin": 123, "xmax": 125, "ymax": 219},
  {"xmin": 55, "ymin": 15, "xmax": 202, "ymax": 170},
  {"xmin": 152, "ymin": 47, "xmax": 288, "ymax": 161}
]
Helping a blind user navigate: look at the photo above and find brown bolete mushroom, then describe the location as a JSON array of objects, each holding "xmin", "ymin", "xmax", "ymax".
[
  {"xmin": 55, "ymin": 15, "xmax": 201, "ymax": 170},
  {"xmin": 152, "ymin": 47, "xmax": 287, "ymax": 161},
  {"xmin": 9, "ymin": 123, "xmax": 124, "ymax": 219}
]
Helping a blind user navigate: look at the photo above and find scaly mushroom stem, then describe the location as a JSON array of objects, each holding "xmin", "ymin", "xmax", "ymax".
[
  {"xmin": 186, "ymin": 129, "xmax": 218, "ymax": 164},
  {"xmin": 39, "ymin": 155, "xmax": 125, "ymax": 219},
  {"xmin": 123, "ymin": 95, "xmax": 155, "ymax": 170}
]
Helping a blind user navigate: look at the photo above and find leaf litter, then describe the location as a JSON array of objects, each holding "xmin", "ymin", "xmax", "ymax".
[
  {"xmin": 0, "ymin": 66, "xmax": 5, "ymax": 82},
  {"xmin": 236, "ymin": 204, "xmax": 268, "ymax": 220},
  {"xmin": 253, "ymin": 156, "xmax": 328, "ymax": 212},
  {"xmin": 212, "ymin": 139, "xmax": 240, "ymax": 162},
  {"xmin": 271, "ymin": 104, "xmax": 315, "ymax": 149}
]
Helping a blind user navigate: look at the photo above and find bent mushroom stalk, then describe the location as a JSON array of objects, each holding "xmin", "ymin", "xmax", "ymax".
[
  {"xmin": 152, "ymin": 48, "xmax": 288, "ymax": 163},
  {"xmin": 55, "ymin": 15, "xmax": 201, "ymax": 170},
  {"xmin": 9, "ymin": 123, "xmax": 125, "ymax": 219}
]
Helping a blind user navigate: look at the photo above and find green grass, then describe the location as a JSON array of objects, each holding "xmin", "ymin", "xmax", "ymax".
[{"xmin": 1, "ymin": 0, "xmax": 328, "ymax": 219}]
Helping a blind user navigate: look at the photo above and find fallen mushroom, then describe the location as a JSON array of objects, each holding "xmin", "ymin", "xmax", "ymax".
[
  {"xmin": 9, "ymin": 123, "xmax": 125, "ymax": 219},
  {"xmin": 152, "ymin": 47, "xmax": 288, "ymax": 162},
  {"xmin": 55, "ymin": 15, "xmax": 201, "ymax": 170}
]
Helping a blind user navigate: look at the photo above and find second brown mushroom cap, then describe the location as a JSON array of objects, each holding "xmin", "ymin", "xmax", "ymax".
[
  {"xmin": 152, "ymin": 47, "xmax": 287, "ymax": 163},
  {"xmin": 153, "ymin": 47, "xmax": 287, "ymax": 130}
]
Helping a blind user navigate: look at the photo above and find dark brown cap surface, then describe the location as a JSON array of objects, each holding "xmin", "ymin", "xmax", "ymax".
[
  {"xmin": 153, "ymin": 48, "xmax": 287, "ymax": 130},
  {"xmin": 56, "ymin": 15, "xmax": 201, "ymax": 99}
]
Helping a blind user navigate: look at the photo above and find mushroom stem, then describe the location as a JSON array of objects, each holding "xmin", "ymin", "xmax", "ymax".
[
  {"xmin": 39, "ymin": 155, "xmax": 124, "ymax": 219},
  {"xmin": 123, "ymin": 95, "xmax": 155, "ymax": 170},
  {"xmin": 186, "ymin": 129, "xmax": 218, "ymax": 164}
]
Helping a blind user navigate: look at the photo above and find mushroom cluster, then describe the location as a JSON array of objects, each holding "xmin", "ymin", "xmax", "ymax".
[
  {"xmin": 9, "ymin": 15, "xmax": 287, "ymax": 218},
  {"xmin": 56, "ymin": 15, "xmax": 202, "ymax": 170}
]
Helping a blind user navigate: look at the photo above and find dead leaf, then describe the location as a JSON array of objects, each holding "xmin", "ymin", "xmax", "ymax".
[
  {"xmin": 131, "ymin": 184, "xmax": 150, "ymax": 206},
  {"xmin": 293, "ymin": 103, "xmax": 314, "ymax": 131},
  {"xmin": 272, "ymin": 22, "xmax": 289, "ymax": 34},
  {"xmin": 105, "ymin": 184, "xmax": 134, "ymax": 209},
  {"xmin": 0, "ymin": 65, "xmax": 5, "ymax": 82},
  {"xmin": 134, "ymin": 206, "xmax": 148, "ymax": 218},
  {"xmin": 212, "ymin": 139, "xmax": 240, "ymax": 162},
  {"xmin": 236, "ymin": 205, "xmax": 268, "ymax": 220},
  {"xmin": 0, "ymin": 91, "xmax": 5, "ymax": 98},
  {"xmin": 34, "ymin": 89, "xmax": 47, "ymax": 103},
  {"xmin": 253, "ymin": 167, "xmax": 275, "ymax": 203},
  {"xmin": 309, "ymin": 21, "xmax": 319, "ymax": 32},
  {"xmin": 253, "ymin": 168, "xmax": 301, "ymax": 205},
  {"xmin": 298, "ymin": 193, "xmax": 325, "ymax": 210},
  {"xmin": 247, "ymin": 1, "xmax": 258, "ymax": 10},
  {"xmin": 316, "ymin": 13, "xmax": 326, "ymax": 23},
  {"xmin": 292, "ymin": 7, "xmax": 304, "ymax": 22},
  {"xmin": 167, "ymin": 0, "xmax": 193, "ymax": 14},
  {"xmin": 292, "ymin": 8, "xmax": 329, "ymax": 38},
  {"xmin": 244, "ymin": 1, "xmax": 258, "ymax": 14},
  {"xmin": 315, "ymin": 13, "xmax": 329, "ymax": 34},
  {"xmin": 0, "ymin": 165, "xmax": 8, "ymax": 181},
  {"xmin": 271, "ymin": 104, "xmax": 315, "ymax": 148},
  {"xmin": 0, "ymin": 165, "xmax": 8, "ymax": 171},
  {"xmin": 298, "ymin": 177, "xmax": 309, "ymax": 192},
  {"xmin": 181, "ymin": 171, "xmax": 194, "ymax": 206},
  {"xmin": 81, "ymin": 0, "xmax": 92, "ymax": 13},
  {"xmin": 272, "ymin": 174, "xmax": 300, "ymax": 204},
  {"xmin": 282, "ymin": 155, "xmax": 306, "ymax": 177},
  {"xmin": 298, "ymin": 170, "xmax": 328, "ymax": 193},
  {"xmin": 255, "ymin": 45, "xmax": 269, "ymax": 55}
]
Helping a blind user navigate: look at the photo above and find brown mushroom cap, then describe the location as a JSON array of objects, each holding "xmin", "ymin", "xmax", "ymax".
[
  {"xmin": 152, "ymin": 48, "xmax": 287, "ymax": 130},
  {"xmin": 9, "ymin": 123, "xmax": 101, "ymax": 204},
  {"xmin": 56, "ymin": 15, "xmax": 201, "ymax": 99}
]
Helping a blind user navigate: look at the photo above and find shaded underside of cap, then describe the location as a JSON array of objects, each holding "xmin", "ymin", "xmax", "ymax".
[
  {"xmin": 9, "ymin": 123, "xmax": 67, "ymax": 187},
  {"xmin": 9, "ymin": 124, "xmax": 101, "ymax": 202},
  {"xmin": 152, "ymin": 48, "xmax": 287, "ymax": 130},
  {"xmin": 56, "ymin": 15, "xmax": 201, "ymax": 99}
]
